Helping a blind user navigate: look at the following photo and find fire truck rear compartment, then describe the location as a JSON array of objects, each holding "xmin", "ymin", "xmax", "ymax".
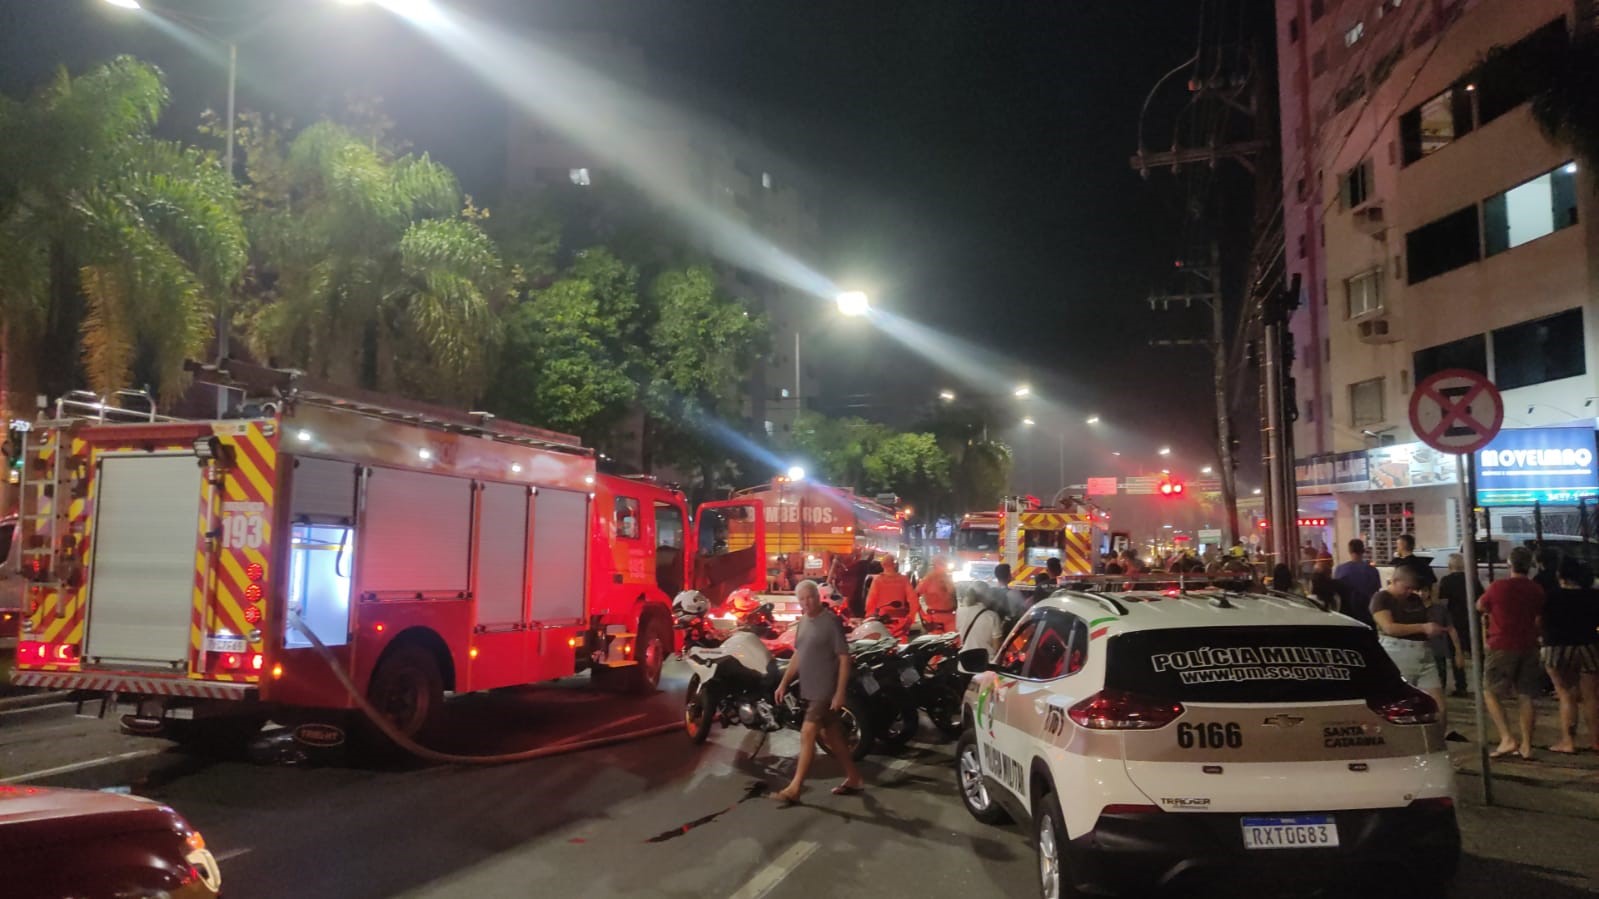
[{"xmin": 84, "ymin": 454, "xmax": 205, "ymax": 670}]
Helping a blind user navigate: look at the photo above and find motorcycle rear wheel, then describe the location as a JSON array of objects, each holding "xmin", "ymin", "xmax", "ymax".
[
  {"xmin": 878, "ymin": 699, "xmax": 920, "ymax": 750},
  {"xmin": 926, "ymin": 685, "xmax": 965, "ymax": 740},
  {"xmin": 820, "ymin": 693, "xmax": 875, "ymax": 760}
]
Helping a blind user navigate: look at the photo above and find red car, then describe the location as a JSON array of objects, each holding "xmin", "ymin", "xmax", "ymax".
[{"xmin": 0, "ymin": 785, "xmax": 221, "ymax": 898}]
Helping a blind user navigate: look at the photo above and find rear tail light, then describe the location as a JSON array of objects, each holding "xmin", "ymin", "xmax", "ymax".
[
  {"xmin": 222, "ymin": 653, "xmax": 242, "ymax": 670},
  {"xmin": 249, "ymin": 653, "xmax": 264, "ymax": 671},
  {"xmin": 17, "ymin": 641, "xmax": 78, "ymax": 664},
  {"xmin": 1368, "ymin": 687, "xmax": 1440, "ymax": 725},
  {"xmin": 1068, "ymin": 690, "xmax": 1184, "ymax": 730},
  {"xmin": 53, "ymin": 643, "xmax": 77, "ymax": 662}
]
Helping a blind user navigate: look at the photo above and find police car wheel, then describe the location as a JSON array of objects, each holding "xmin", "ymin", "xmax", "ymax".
[
  {"xmin": 956, "ymin": 730, "xmax": 1009, "ymax": 825},
  {"xmin": 1035, "ymin": 792, "xmax": 1082, "ymax": 899}
]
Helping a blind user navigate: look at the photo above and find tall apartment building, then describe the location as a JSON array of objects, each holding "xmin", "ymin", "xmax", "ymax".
[
  {"xmin": 503, "ymin": 34, "xmax": 824, "ymax": 465},
  {"xmin": 1277, "ymin": 0, "xmax": 1599, "ymax": 559}
]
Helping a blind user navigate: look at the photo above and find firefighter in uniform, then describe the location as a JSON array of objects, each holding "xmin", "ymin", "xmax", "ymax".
[
  {"xmin": 915, "ymin": 556, "xmax": 957, "ymax": 634},
  {"xmin": 864, "ymin": 555, "xmax": 917, "ymax": 639}
]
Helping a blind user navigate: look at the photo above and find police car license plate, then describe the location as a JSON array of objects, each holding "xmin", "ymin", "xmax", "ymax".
[{"xmin": 1240, "ymin": 815, "xmax": 1339, "ymax": 850}]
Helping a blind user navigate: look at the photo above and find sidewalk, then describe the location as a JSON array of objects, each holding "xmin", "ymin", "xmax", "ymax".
[{"xmin": 1445, "ymin": 692, "xmax": 1599, "ymax": 818}]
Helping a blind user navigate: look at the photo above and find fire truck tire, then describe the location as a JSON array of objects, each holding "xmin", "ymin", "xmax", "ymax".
[
  {"xmin": 364, "ymin": 644, "xmax": 444, "ymax": 747},
  {"xmin": 594, "ymin": 611, "xmax": 671, "ymax": 695}
]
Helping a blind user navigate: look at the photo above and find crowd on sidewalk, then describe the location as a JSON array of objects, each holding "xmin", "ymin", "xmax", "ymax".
[{"xmin": 1312, "ymin": 536, "xmax": 1599, "ymax": 762}]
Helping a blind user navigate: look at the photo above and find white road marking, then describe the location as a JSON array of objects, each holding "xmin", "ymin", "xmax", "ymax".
[
  {"xmin": 213, "ymin": 847, "xmax": 253, "ymax": 863},
  {"xmin": 1, "ymin": 747, "xmax": 166, "ymax": 784},
  {"xmin": 0, "ymin": 701, "xmax": 73, "ymax": 718},
  {"xmin": 726, "ymin": 840, "xmax": 820, "ymax": 899}
]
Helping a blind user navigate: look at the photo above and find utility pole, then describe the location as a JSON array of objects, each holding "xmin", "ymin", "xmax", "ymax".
[{"xmin": 1141, "ymin": 243, "xmax": 1240, "ymax": 545}]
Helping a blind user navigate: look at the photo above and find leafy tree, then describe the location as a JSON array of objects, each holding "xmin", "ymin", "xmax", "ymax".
[
  {"xmin": 642, "ymin": 264, "xmax": 766, "ymax": 489},
  {"xmin": 863, "ymin": 430, "xmax": 951, "ymax": 514},
  {"xmin": 239, "ymin": 120, "xmax": 506, "ymax": 403},
  {"xmin": 788, "ymin": 411, "xmax": 956, "ymax": 516},
  {"xmin": 0, "ymin": 57, "xmax": 246, "ymax": 411},
  {"xmin": 485, "ymin": 248, "xmax": 641, "ymax": 440}
]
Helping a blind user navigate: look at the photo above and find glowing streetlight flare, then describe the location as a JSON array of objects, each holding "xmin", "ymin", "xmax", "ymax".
[
  {"xmin": 938, "ymin": 390, "xmax": 956, "ymax": 402},
  {"xmin": 1157, "ymin": 446, "xmax": 1172, "ymax": 456},
  {"xmin": 1200, "ymin": 465, "xmax": 1213, "ymax": 474},
  {"xmin": 1252, "ymin": 487, "xmax": 1263, "ymax": 495},
  {"xmin": 1085, "ymin": 415, "xmax": 1101, "ymax": 425},
  {"xmin": 835, "ymin": 291, "xmax": 870, "ymax": 317},
  {"xmin": 1013, "ymin": 385, "xmax": 1032, "ymax": 398},
  {"xmin": 786, "ymin": 465, "xmax": 806, "ymax": 481},
  {"xmin": 1022, "ymin": 417, "xmax": 1036, "ymax": 427},
  {"xmin": 102, "ymin": 0, "xmax": 142, "ymax": 7}
]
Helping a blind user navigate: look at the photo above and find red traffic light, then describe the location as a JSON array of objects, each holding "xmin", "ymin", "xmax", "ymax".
[
  {"xmin": 1158, "ymin": 479, "xmax": 1185, "ymax": 496},
  {"xmin": 1258, "ymin": 519, "xmax": 1270, "ymax": 529}
]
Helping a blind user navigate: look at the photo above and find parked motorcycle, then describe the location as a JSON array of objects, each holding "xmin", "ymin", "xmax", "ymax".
[
  {"xmin": 683, "ymin": 627, "xmax": 875, "ymax": 760},
  {"xmin": 849, "ymin": 635, "xmax": 922, "ymax": 750},
  {"xmin": 898, "ymin": 632, "xmax": 967, "ymax": 739}
]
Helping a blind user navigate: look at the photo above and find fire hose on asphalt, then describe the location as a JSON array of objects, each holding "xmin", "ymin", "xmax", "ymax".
[{"xmin": 287, "ymin": 613, "xmax": 682, "ymax": 765}]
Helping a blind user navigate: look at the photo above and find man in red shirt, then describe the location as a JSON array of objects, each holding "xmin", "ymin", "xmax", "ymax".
[{"xmin": 1477, "ymin": 546, "xmax": 1546, "ymax": 760}]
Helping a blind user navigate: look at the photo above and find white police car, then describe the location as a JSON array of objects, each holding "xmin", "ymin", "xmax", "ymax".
[{"xmin": 955, "ymin": 583, "xmax": 1460, "ymax": 897}]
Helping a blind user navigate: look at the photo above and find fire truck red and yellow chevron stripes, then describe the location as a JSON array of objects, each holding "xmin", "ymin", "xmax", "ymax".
[
  {"xmin": 206, "ymin": 422, "xmax": 278, "ymax": 683},
  {"xmin": 1062, "ymin": 526, "xmax": 1093, "ymax": 575},
  {"xmin": 10, "ymin": 669, "xmax": 254, "ymax": 699}
]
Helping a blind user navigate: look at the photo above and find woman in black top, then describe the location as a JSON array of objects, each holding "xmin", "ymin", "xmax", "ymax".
[{"xmin": 1542, "ymin": 558, "xmax": 1599, "ymax": 754}]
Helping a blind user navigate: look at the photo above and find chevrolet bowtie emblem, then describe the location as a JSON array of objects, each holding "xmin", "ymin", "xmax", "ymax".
[{"xmin": 1262, "ymin": 714, "xmax": 1305, "ymax": 728}]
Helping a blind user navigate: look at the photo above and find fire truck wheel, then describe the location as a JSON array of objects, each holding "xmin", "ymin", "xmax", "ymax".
[{"xmin": 365, "ymin": 643, "xmax": 444, "ymax": 745}]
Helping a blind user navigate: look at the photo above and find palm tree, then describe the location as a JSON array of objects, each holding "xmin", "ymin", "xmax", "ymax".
[
  {"xmin": 0, "ymin": 57, "xmax": 246, "ymax": 414},
  {"xmin": 243, "ymin": 122, "xmax": 507, "ymax": 404}
]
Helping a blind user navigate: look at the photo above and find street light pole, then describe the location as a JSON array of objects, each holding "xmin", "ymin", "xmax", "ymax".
[
  {"xmin": 793, "ymin": 329, "xmax": 801, "ymax": 414},
  {"xmin": 215, "ymin": 40, "xmax": 237, "ymax": 417}
]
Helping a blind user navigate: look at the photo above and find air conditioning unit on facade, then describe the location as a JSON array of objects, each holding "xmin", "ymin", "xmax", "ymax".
[
  {"xmin": 1353, "ymin": 204, "xmax": 1385, "ymax": 236},
  {"xmin": 1356, "ymin": 314, "xmax": 1399, "ymax": 344}
]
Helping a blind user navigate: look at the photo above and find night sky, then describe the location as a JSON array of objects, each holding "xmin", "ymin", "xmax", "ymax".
[{"xmin": 2, "ymin": 1, "xmax": 1250, "ymax": 527}]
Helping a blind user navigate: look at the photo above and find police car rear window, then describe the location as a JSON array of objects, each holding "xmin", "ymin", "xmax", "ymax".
[{"xmin": 1105, "ymin": 625, "xmax": 1404, "ymax": 703}]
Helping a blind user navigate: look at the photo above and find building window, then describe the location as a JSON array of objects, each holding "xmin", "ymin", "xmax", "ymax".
[
  {"xmin": 1305, "ymin": 398, "xmax": 1316, "ymax": 422},
  {"xmin": 1350, "ymin": 377, "xmax": 1385, "ymax": 427},
  {"xmin": 1405, "ymin": 206, "xmax": 1480, "ymax": 284},
  {"xmin": 780, "ymin": 387, "xmax": 791, "ymax": 398},
  {"xmin": 1400, "ymin": 87, "xmax": 1473, "ymax": 164},
  {"xmin": 1297, "ymin": 233, "xmax": 1307, "ymax": 259},
  {"xmin": 1413, "ymin": 334, "xmax": 1487, "ymax": 385},
  {"xmin": 1344, "ymin": 20, "xmax": 1365, "ymax": 47},
  {"xmin": 1333, "ymin": 73, "xmax": 1367, "ymax": 112},
  {"xmin": 1296, "ymin": 177, "xmax": 1306, "ymax": 201},
  {"xmin": 613, "ymin": 496, "xmax": 640, "ymax": 540},
  {"xmin": 568, "ymin": 167, "xmax": 592, "ymax": 187},
  {"xmin": 1357, "ymin": 502, "xmax": 1414, "ymax": 562},
  {"xmin": 761, "ymin": 172, "xmax": 773, "ymax": 190},
  {"xmin": 1492, "ymin": 308, "xmax": 1585, "ymax": 390},
  {"xmin": 1345, "ymin": 269, "xmax": 1382, "ymax": 319},
  {"xmin": 1339, "ymin": 159, "xmax": 1373, "ymax": 209},
  {"xmin": 1484, "ymin": 163, "xmax": 1579, "ymax": 256},
  {"xmin": 764, "ymin": 420, "xmax": 775, "ymax": 437}
]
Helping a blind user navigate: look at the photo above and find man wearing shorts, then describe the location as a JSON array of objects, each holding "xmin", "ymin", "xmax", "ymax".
[
  {"xmin": 772, "ymin": 579, "xmax": 864, "ymax": 802},
  {"xmin": 1478, "ymin": 546, "xmax": 1546, "ymax": 760},
  {"xmin": 1370, "ymin": 568, "xmax": 1447, "ymax": 701}
]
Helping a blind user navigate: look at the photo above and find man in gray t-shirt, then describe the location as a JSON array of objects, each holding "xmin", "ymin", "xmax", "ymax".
[{"xmin": 773, "ymin": 580, "xmax": 865, "ymax": 802}]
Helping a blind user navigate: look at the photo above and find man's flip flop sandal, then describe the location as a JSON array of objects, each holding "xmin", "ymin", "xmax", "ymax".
[{"xmin": 831, "ymin": 784, "xmax": 865, "ymax": 796}]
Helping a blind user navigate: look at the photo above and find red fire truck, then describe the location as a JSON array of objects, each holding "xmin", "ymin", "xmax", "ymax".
[{"xmin": 9, "ymin": 363, "xmax": 766, "ymax": 750}]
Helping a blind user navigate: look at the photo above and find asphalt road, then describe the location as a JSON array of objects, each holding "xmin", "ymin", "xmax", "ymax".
[{"xmin": 3, "ymin": 662, "xmax": 1598, "ymax": 899}]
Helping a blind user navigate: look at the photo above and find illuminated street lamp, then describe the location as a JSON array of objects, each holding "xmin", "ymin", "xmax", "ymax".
[
  {"xmin": 1200, "ymin": 465, "xmax": 1213, "ymax": 474},
  {"xmin": 104, "ymin": 0, "xmax": 141, "ymax": 7},
  {"xmin": 939, "ymin": 390, "xmax": 957, "ymax": 402},
  {"xmin": 835, "ymin": 290, "xmax": 870, "ymax": 317},
  {"xmin": 1022, "ymin": 417, "xmax": 1036, "ymax": 427},
  {"xmin": 1252, "ymin": 487, "xmax": 1263, "ymax": 495},
  {"xmin": 786, "ymin": 465, "xmax": 806, "ymax": 481},
  {"xmin": 1157, "ymin": 446, "xmax": 1172, "ymax": 456},
  {"xmin": 1085, "ymin": 415, "xmax": 1101, "ymax": 425},
  {"xmin": 1013, "ymin": 385, "xmax": 1032, "ymax": 398}
]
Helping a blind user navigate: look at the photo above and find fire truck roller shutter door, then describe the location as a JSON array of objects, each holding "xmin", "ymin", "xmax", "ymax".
[
  {"xmin": 289, "ymin": 457, "xmax": 358, "ymax": 523},
  {"xmin": 475, "ymin": 483, "xmax": 530, "ymax": 626},
  {"xmin": 531, "ymin": 487, "xmax": 588, "ymax": 622},
  {"xmin": 359, "ymin": 468, "xmax": 472, "ymax": 595},
  {"xmin": 84, "ymin": 454, "xmax": 207, "ymax": 667}
]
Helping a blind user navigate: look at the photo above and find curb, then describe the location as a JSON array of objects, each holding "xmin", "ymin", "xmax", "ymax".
[{"xmin": 0, "ymin": 690, "xmax": 74, "ymax": 712}]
